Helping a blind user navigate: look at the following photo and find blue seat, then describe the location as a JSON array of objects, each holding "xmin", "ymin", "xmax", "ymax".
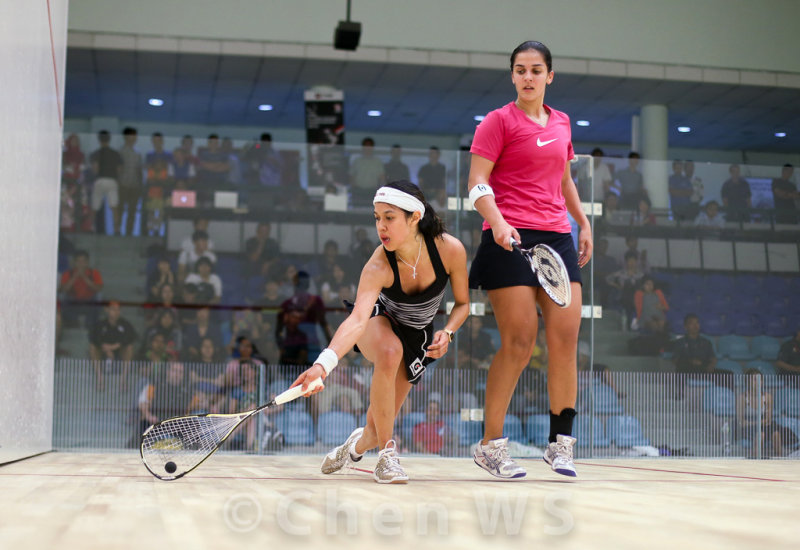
[
  {"xmin": 316, "ymin": 411, "xmax": 357, "ymax": 445},
  {"xmin": 573, "ymin": 415, "xmax": 611, "ymax": 447},
  {"xmin": 774, "ymin": 388, "xmax": 800, "ymax": 417},
  {"xmin": 702, "ymin": 385, "xmax": 736, "ymax": 416},
  {"xmin": 715, "ymin": 358, "xmax": 744, "ymax": 375},
  {"xmin": 764, "ymin": 316, "xmax": 792, "ymax": 338},
  {"xmin": 731, "ymin": 314, "xmax": 761, "ymax": 337},
  {"xmin": 400, "ymin": 411, "xmax": 426, "ymax": 444},
  {"xmin": 445, "ymin": 413, "xmax": 483, "ymax": 446},
  {"xmin": 525, "ymin": 414, "xmax": 550, "ymax": 447},
  {"xmin": 776, "ymin": 417, "xmax": 800, "ymax": 451},
  {"xmin": 581, "ymin": 382, "xmax": 624, "ymax": 414},
  {"xmin": 606, "ymin": 415, "xmax": 650, "ymax": 447},
  {"xmin": 504, "ymin": 414, "xmax": 526, "ymax": 444},
  {"xmin": 276, "ymin": 410, "xmax": 316, "ymax": 445},
  {"xmin": 750, "ymin": 335, "xmax": 781, "ymax": 361},
  {"xmin": 701, "ymin": 313, "xmax": 731, "ymax": 336},
  {"xmin": 717, "ymin": 335, "xmax": 755, "ymax": 360}
]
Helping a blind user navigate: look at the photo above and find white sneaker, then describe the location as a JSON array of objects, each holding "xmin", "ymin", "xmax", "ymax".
[
  {"xmin": 320, "ymin": 427, "xmax": 364, "ymax": 474},
  {"xmin": 373, "ymin": 440, "xmax": 408, "ymax": 484},
  {"xmin": 543, "ymin": 434, "xmax": 577, "ymax": 477},
  {"xmin": 473, "ymin": 437, "xmax": 527, "ymax": 479}
]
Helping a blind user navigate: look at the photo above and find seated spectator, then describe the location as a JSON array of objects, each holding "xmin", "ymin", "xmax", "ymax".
[
  {"xmin": 694, "ymin": 200, "xmax": 725, "ymax": 229},
  {"xmin": 277, "ymin": 308, "xmax": 310, "ymax": 381},
  {"xmin": 457, "ymin": 316, "xmax": 496, "ymax": 370},
  {"xmin": 244, "ymin": 222, "xmax": 280, "ymax": 277},
  {"xmin": 590, "ymin": 147, "xmax": 617, "ymax": 200},
  {"xmin": 630, "ymin": 196, "xmax": 656, "ymax": 226},
  {"xmin": 136, "ymin": 362, "xmax": 195, "ymax": 443},
  {"xmin": 276, "ymin": 270, "xmax": 331, "ymax": 359},
  {"xmin": 88, "ymin": 301, "xmax": 137, "ymax": 391},
  {"xmin": 577, "ymin": 341, "xmax": 624, "ymax": 398},
  {"xmin": 140, "ymin": 332, "xmax": 172, "ymax": 364},
  {"xmin": 59, "ymin": 250, "xmax": 104, "ymax": 328},
  {"xmin": 176, "ymin": 283, "xmax": 200, "ymax": 326},
  {"xmin": 184, "ymin": 257, "xmax": 222, "ymax": 305},
  {"xmin": 142, "ymin": 309, "xmax": 182, "ymax": 359},
  {"xmin": 721, "ymin": 163, "xmax": 752, "ymax": 223},
  {"xmin": 316, "ymin": 366, "xmax": 365, "ymax": 417},
  {"xmin": 309, "ymin": 239, "xmax": 342, "ymax": 285},
  {"xmin": 255, "ymin": 279, "xmax": 283, "ymax": 308},
  {"xmin": 737, "ymin": 369, "xmax": 796, "ymax": 457},
  {"xmin": 178, "ymin": 230, "xmax": 217, "ymax": 282},
  {"xmin": 146, "ymin": 256, "xmax": 176, "ymax": 302},
  {"xmin": 145, "ymin": 283, "xmax": 179, "ymax": 329},
  {"xmin": 616, "ymin": 152, "xmax": 646, "ymax": 210},
  {"xmin": 244, "ymin": 132, "xmax": 283, "ymax": 187},
  {"xmin": 228, "ymin": 361, "xmax": 261, "ymax": 447},
  {"xmin": 350, "ymin": 227, "xmax": 376, "ymax": 266},
  {"xmin": 180, "ymin": 218, "xmax": 214, "ymax": 255},
  {"xmin": 384, "ymin": 144, "xmax": 410, "ymax": 183},
  {"xmin": 772, "ymin": 163, "xmax": 799, "ymax": 224},
  {"xmin": 671, "ymin": 314, "xmax": 720, "ymax": 398},
  {"xmin": 776, "ymin": 329, "xmax": 800, "ymax": 375},
  {"xmin": 606, "ymin": 250, "xmax": 645, "ymax": 322},
  {"xmin": 227, "ymin": 308, "xmax": 262, "ymax": 356},
  {"xmin": 591, "ymin": 238, "xmax": 619, "ymax": 308},
  {"xmin": 320, "ymin": 264, "xmax": 355, "ymax": 306},
  {"xmin": 274, "ymin": 263, "xmax": 301, "ymax": 300},
  {"xmin": 349, "ymin": 137, "xmax": 386, "ymax": 205},
  {"xmin": 633, "ymin": 276, "xmax": 669, "ymax": 333},
  {"xmin": 182, "ymin": 307, "xmax": 224, "ymax": 361},
  {"xmin": 622, "ymin": 234, "xmax": 649, "ymax": 273},
  {"xmin": 412, "ymin": 399, "xmax": 451, "ymax": 455},
  {"xmin": 224, "ymin": 335, "xmax": 268, "ymax": 390}
]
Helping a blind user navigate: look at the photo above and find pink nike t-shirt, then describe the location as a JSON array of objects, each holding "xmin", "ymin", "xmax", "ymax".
[{"xmin": 471, "ymin": 102, "xmax": 574, "ymax": 233}]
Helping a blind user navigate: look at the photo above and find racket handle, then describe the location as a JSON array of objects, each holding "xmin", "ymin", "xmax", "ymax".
[
  {"xmin": 274, "ymin": 377, "xmax": 324, "ymax": 405},
  {"xmin": 509, "ymin": 238, "xmax": 521, "ymax": 251}
]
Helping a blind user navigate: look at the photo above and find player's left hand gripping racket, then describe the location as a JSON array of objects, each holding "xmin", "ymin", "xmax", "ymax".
[
  {"xmin": 140, "ymin": 378, "xmax": 324, "ymax": 481},
  {"xmin": 510, "ymin": 238, "xmax": 572, "ymax": 308}
]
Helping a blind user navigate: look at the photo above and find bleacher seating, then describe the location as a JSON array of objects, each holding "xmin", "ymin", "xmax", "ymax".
[
  {"xmin": 573, "ymin": 415, "xmax": 611, "ymax": 448},
  {"xmin": 750, "ymin": 335, "xmax": 781, "ymax": 360},
  {"xmin": 400, "ymin": 411, "xmax": 426, "ymax": 444},
  {"xmin": 525, "ymin": 414, "xmax": 550, "ymax": 447},
  {"xmin": 717, "ymin": 335, "xmax": 755, "ymax": 360},
  {"xmin": 276, "ymin": 410, "xmax": 315, "ymax": 445},
  {"xmin": 606, "ymin": 415, "xmax": 650, "ymax": 447},
  {"xmin": 703, "ymin": 385, "xmax": 736, "ymax": 416},
  {"xmin": 446, "ymin": 413, "xmax": 482, "ymax": 447},
  {"xmin": 580, "ymin": 382, "xmax": 624, "ymax": 414},
  {"xmin": 503, "ymin": 414, "xmax": 525, "ymax": 444},
  {"xmin": 316, "ymin": 411, "xmax": 357, "ymax": 445}
]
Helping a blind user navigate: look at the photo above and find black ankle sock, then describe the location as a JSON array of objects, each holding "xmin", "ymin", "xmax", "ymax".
[{"xmin": 549, "ymin": 408, "xmax": 577, "ymax": 443}]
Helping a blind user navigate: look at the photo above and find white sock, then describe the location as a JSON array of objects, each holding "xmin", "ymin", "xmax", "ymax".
[{"xmin": 349, "ymin": 439, "xmax": 364, "ymax": 460}]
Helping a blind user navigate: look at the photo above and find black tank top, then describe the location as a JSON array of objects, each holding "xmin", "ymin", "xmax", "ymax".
[{"xmin": 378, "ymin": 233, "xmax": 448, "ymax": 330}]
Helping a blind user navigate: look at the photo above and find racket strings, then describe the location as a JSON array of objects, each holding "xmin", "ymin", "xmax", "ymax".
[
  {"xmin": 532, "ymin": 247, "xmax": 571, "ymax": 306},
  {"xmin": 141, "ymin": 414, "xmax": 244, "ymax": 476}
]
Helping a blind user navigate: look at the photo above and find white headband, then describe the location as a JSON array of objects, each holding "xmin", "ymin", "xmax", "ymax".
[{"xmin": 373, "ymin": 186, "xmax": 426, "ymax": 218}]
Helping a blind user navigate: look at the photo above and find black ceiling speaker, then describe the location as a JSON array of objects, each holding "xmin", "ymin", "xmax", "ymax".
[{"xmin": 333, "ymin": 1, "xmax": 360, "ymax": 51}]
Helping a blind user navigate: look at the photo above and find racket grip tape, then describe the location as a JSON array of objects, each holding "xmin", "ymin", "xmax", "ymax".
[{"xmin": 275, "ymin": 377, "xmax": 324, "ymax": 405}]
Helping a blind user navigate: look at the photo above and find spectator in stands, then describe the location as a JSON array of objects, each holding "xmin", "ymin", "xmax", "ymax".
[
  {"xmin": 144, "ymin": 132, "xmax": 174, "ymax": 236},
  {"xmin": 276, "ymin": 270, "xmax": 332, "ymax": 359},
  {"xmin": 457, "ymin": 316, "xmax": 496, "ymax": 370},
  {"xmin": 188, "ymin": 337, "xmax": 227, "ymax": 415},
  {"xmin": 275, "ymin": 263, "xmax": 301, "ymax": 300},
  {"xmin": 136, "ymin": 362, "xmax": 194, "ymax": 441},
  {"xmin": 143, "ymin": 308, "xmax": 182, "ymax": 359},
  {"xmin": 772, "ymin": 164, "xmax": 799, "ymax": 224},
  {"xmin": 184, "ymin": 257, "xmax": 223, "ymax": 305},
  {"xmin": 89, "ymin": 129, "xmax": 123, "ymax": 234},
  {"xmin": 228, "ymin": 358, "xmax": 260, "ymax": 419},
  {"xmin": 606, "ymin": 250, "xmax": 645, "ymax": 323},
  {"xmin": 59, "ymin": 250, "xmax": 104, "ymax": 328},
  {"xmin": 62, "ymin": 133, "xmax": 86, "ymax": 185},
  {"xmin": 595, "ymin": 191, "xmax": 620, "ymax": 235},
  {"xmin": 417, "ymin": 146, "xmax": 447, "ymax": 199},
  {"xmin": 61, "ymin": 134, "xmax": 89, "ymax": 232},
  {"xmin": 616, "ymin": 152, "xmax": 646, "ymax": 210},
  {"xmin": 118, "ymin": 127, "xmax": 143, "ymax": 236},
  {"xmin": 89, "ymin": 301, "xmax": 137, "ymax": 391},
  {"xmin": 177, "ymin": 283, "xmax": 200, "ymax": 326},
  {"xmin": 228, "ymin": 307, "xmax": 262, "ymax": 356},
  {"xmin": 140, "ymin": 331, "xmax": 171, "ymax": 363},
  {"xmin": 256, "ymin": 279, "xmax": 283, "ymax": 308},
  {"xmin": 315, "ymin": 357, "xmax": 365, "ymax": 417},
  {"xmin": 177, "ymin": 230, "xmax": 217, "ymax": 282},
  {"xmin": 221, "ymin": 137, "xmax": 242, "ymax": 185},
  {"xmin": 695, "ymin": 200, "xmax": 726, "ymax": 229},
  {"xmin": 197, "ymin": 134, "xmax": 230, "ymax": 189},
  {"xmin": 668, "ymin": 160, "xmax": 694, "ymax": 221},
  {"xmin": 775, "ymin": 329, "xmax": 800, "ymax": 375},
  {"xmin": 182, "ymin": 306, "xmax": 224, "ymax": 361},
  {"xmin": 350, "ymin": 137, "xmax": 386, "ymax": 205},
  {"xmin": 245, "ymin": 132, "xmax": 283, "ymax": 187},
  {"xmin": 312, "ymin": 239, "xmax": 342, "ymax": 285},
  {"xmin": 320, "ymin": 263, "xmax": 356, "ymax": 307},
  {"xmin": 633, "ymin": 276, "xmax": 669, "ymax": 333},
  {"xmin": 277, "ymin": 307, "xmax": 310, "ymax": 380},
  {"xmin": 384, "ymin": 144, "xmax": 410, "ymax": 183},
  {"xmin": 684, "ymin": 160, "xmax": 704, "ymax": 208},
  {"xmin": 428, "ymin": 187, "xmax": 448, "ymax": 213},
  {"xmin": 244, "ymin": 222, "xmax": 280, "ymax": 277},
  {"xmin": 145, "ymin": 282, "xmax": 178, "ymax": 329},
  {"xmin": 350, "ymin": 227, "xmax": 376, "ymax": 266},
  {"xmin": 590, "ymin": 147, "xmax": 616, "ymax": 200},
  {"xmin": 146, "ymin": 256, "xmax": 176, "ymax": 302},
  {"xmin": 737, "ymin": 369, "xmax": 795, "ymax": 457},
  {"xmin": 630, "ymin": 196, "xmax": 656, "ymax": 227},
  {"xmin": 720, "ymin": 164, "xmax": 752, "ymax": 223},
  {"xmin": 591, "ymin": 238, "xmax": 619, "ymax": 308},
  {"xmin": 412, "ymin": 399, "xmax": 449, "ymax": 455},
  {"xmin": 671, "ymin": 314, "xmax": 717, "ymax": 395},
  {"xmin": 223, "ymin": 336, "xmax": 267, "ymax": 394},
  {"xmin": 622, "ymin": 234, "xmax": 649, "ymax": 273},
  {"xmin": 180, "ymin": 218, "xmax": 215, "ymax": 255},
  {"xmin": 171, "ymin": 147, "xmax": 196, "ymax": 190}
]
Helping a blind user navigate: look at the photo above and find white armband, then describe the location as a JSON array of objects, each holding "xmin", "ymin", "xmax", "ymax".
[
  {"xmin": 469, "ymin": 183, "xmax": 495, "ymax": 209},
  {"xmin": 314, "ymin": 348, "xmax": 338, "ymax": 375}
]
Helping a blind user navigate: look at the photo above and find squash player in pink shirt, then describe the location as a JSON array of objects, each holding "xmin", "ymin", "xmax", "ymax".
[{"xmin": 468, "ymin": 41, "xmax": 593, "ymax": 478}]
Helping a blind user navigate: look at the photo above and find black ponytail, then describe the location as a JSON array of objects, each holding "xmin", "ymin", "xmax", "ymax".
[{"xmin": 384, "ymin": 180, "xmax": 446, "ymax": 239}]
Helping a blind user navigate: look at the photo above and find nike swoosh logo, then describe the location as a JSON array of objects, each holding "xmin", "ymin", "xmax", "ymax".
[{"xmin": 537, "ymin": 138, "xmax": 558, "ymax": 147}]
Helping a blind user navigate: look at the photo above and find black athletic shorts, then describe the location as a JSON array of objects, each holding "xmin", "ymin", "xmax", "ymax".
[
  {"xmin": 346, "ymin": 300, "xmax": 431, "ymax": 385},
  {"xmin": 469, "ymin": 228, "xmax": 582, "ymax": 290}
]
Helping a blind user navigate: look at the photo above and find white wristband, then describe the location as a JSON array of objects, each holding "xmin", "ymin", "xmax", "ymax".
[
  {"xmin": 314, "ymin": 348, "xmax": 338, "ymax": 375},
  {"xmin": 469, "ymin": 183, "xmax": 495, "ymax": 209}
]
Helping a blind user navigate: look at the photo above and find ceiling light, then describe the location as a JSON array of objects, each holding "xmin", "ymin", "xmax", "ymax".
[
  {"xmin": 367, "ymin": 110, "xmax": 382, "ymax": 117},
  {"xmin": 473, "ymin": 115, "xmax": 485, "ymax": 122},
  {"xmin": 677, "ymin": 126, "xmax": 691, "ymax": 133},
  {"xmin": 148, "ymin": 98, "xmax": 164, "ymax": 107},
  {"xmin": 775, "ymin": 131, "xmax": 787, "ymax": 138},
  {"xmin": 258, "ymin": 104, "xmax": 273, "ymax": 111},
  {"xmin": 576, "ymin": 120, "xmax": 590, "ymax": 127}
]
